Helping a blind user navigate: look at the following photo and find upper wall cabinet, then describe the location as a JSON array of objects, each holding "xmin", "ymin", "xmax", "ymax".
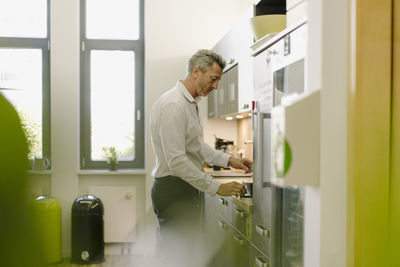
[
  {"xmin": 208, "ymin": 0, "xmax": 286, "ymax": 118},
  {"xmin": 235, "ymin": 8, "xmax": 255, "ymax": 114},
  {"xmin": 209, "ymin": 7, "xmax": 254, "ymax": 118}
]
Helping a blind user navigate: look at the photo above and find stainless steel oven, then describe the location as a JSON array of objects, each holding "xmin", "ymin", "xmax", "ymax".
[
  {"xmin": 271, "ymin": 23, "xmax": 307, "ymax": 105},
  {"xmin": 252, "ymin": 22, "xmax": 307, "ymax": 267},
  {"xmin": 272, "ymin": 22, "xmax": 306, "ymax": 267}
]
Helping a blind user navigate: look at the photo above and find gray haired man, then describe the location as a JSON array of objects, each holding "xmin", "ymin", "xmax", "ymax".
[{"xmin": 150, "ymin": 49, "xmax": 252, "ymax": 266}]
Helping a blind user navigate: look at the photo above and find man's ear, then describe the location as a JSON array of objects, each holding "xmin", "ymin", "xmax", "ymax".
[{"xmin": 192, "ymin": 66, "xmax": 200, "ymax": 79}]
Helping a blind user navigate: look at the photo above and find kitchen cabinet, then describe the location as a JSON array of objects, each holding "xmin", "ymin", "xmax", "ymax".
[
  {"xmin": 217, "ymin": 72, "xmax": 226, "ymax": 117},
  {"xmin": 210, "ymin": 64, "xmax": 239, "ymax": 118},
  {"xmin": 223, "ymin": 64, "xmax": 239, "ymax": 116},
  {"xmin": 202, "ymin": 177, "xmax": 275, "ymax": 267},
  {"xmin": 235, "ymin": 8, "xmax": 256, "ymax": 114},
  {"xmin": 286, "ymin": 0, "xmax": 307, "ymax": 27},
  {"xmin": 208, "ymin": 7, "xmax": 254, "ymax": 118},
  {"xmin": 207, "ymin": 89, "xmax": 217, "ymax": 118},
  {"xmin": 203, "ymin": 193, "xmax": 233, "ymax": 267},
  {"xmin": 250, "ymin": 244, "xmax": 270, "ymax": 267},
  {"xmin": 202, "ymin": 192, "xmax": 272, "ymax": 267},
  {"xmin": 230, "ymin": 225, "xmax": 251, "ymax": 267}
]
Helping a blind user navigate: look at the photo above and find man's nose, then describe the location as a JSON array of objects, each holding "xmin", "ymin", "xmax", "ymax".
[{"xmin": 212, "ymin": 80, "xmax": 219, "ymax": 89}]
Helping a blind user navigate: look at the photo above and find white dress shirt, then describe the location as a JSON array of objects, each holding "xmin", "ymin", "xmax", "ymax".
[{"xmin": 150, "ymin": 81, "xmax": 231, "ymax": 195}]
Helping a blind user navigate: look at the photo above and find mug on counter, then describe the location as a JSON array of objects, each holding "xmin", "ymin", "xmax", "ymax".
[
  {"xmin": 32, "ymin": 157, "xmax": 50, "ymax": 171},
  {"xmin": 242, "ymin": 181, "xmax": 253, "ymax": 197}
]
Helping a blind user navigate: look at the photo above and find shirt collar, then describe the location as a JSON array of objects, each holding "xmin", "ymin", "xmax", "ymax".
[{"xmin": 177, "ymin": 80, "xmax": 201, "ymax": 104}]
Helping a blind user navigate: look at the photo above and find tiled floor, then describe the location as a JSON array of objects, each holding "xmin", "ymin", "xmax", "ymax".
[{"xmin": 49, "ymin": 255, "xmax": 160, "ymax": 267}]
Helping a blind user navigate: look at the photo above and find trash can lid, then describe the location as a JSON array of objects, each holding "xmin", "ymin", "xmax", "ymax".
[
  {"xmin": 32, "ymin": 195, "xmax": 61, "ymax": 214},
  {"xmin": 72, "ymin": 194, "xmax": 103, "ymax": 215}
]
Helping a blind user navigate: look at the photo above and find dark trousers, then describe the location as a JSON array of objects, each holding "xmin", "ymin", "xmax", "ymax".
[{"xmin": 151, "ymin": 176, "xmax": 200, "ymax": 266}]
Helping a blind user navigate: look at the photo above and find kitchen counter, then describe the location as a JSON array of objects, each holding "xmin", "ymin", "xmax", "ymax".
[{"xmin": 204, "ymin": 167, "xmax": 253, "ymax": 178}]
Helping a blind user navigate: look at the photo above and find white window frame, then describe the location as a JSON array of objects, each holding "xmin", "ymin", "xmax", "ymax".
[
  {"xmin": 0, "ymin": 0, "xmax": 51, "ymax": 169},
  {"xmin": 80, "ymin": 0, "xmax": 145, "ymax": 169}
]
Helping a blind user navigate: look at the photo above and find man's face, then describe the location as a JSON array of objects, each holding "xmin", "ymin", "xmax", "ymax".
[{"xmin": 194, "ymin": 62, "xmax": 222, "ymax": 97}]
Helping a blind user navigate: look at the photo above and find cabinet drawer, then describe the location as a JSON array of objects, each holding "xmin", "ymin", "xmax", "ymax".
[
  {"xmin": 252, "ymin": 186, "xmax": 273, "ymax": 256},
  {"xmin": 250, "ymin": 243, "xmax": 270, "ymax": 267},
  {"xmin": 231, "ymin": 203, "xmax": 252, "ymax": 239},
  {"xmin": 230, "ymin": 225, "xmax": 251, "ymax": 267},
  {"xmin": 205, "ymin": 217, "xmax": 233, "ymax": 267},
  {"xmin": 251, "ymin": 222, "xmax": 272, "ymax": 257},
  {"xmin": 216, "ymin": 196, "xmax": 231, "ymax": 221}
]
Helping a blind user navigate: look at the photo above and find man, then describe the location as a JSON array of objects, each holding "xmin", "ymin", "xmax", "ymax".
[{"xmin": 149, "ymin": 49, "xmax": 252, "ymax": 266}]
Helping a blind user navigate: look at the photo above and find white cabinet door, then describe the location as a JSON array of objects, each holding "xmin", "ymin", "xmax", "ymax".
[
  {"xmin": 236, "ymin": 7, "xmax": 254, "ymax": 113},
  {"xmin": 218, "ymin": 29, "xmax": 236, "ymax": 68},
  {"xmin": 89, "ymin": 186, "xmax": 136, "ymax": 243},
  {"xmin": 225, "ymin": 64, "xmax": 239, "ymax": 115},
  {"xmin": 210, "ymin": 7, "xmax": 254, "ymax": 117}
]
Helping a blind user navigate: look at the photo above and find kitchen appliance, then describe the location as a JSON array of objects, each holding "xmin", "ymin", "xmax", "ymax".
[
  {"xmin": 242, "ymin": 181, "xmax": 253, "ymax": 197},
  {"xmin": 215, "ymin": 137, "xmax": 234, "ymax": 153},
  {"xmin": 214, "ymin": 137, "xmax": 235, "ymax": 170},
  {"xmin": 251, "ymin": 22, "xmax": 307, "ymax": 267}
]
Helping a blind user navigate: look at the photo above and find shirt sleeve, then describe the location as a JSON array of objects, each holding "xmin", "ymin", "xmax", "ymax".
[
  {"xmin": 202, "ymin": 142, "xmax": 231, "ymax": 168},
  {"xmin": 159, "ymin": 102, "xmax": 221, "ymax": 195}
]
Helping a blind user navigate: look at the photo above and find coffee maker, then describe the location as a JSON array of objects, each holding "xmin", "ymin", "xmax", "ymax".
[{"xmin": 214, "ymin": 137, "xmax": 234, "ymax": 170}]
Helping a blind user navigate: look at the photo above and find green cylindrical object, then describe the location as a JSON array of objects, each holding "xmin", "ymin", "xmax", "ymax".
[{"xmin": 32, "ymin": 195, "xmax": 62, "ymax": 264}]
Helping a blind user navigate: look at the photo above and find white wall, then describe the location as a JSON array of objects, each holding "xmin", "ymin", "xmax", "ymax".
[
  {"xmin": 305, "ymin": 0, "xmax": 348, "ymax": 266},
  {"xmin": 33, "ymin": 0, "xmax": 254, "ymax": 258},
  {"xmin": 50, "ymin": 0, "xmax": 80, "ymax": 257}
]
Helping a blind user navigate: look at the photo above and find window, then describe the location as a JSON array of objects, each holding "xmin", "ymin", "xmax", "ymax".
[
  {"xmin": 80, "ymin": 0, "xmax": 144, "ymax": 169},
  {"xmin": 0, "ymin": 0, "xmax": 51, "ymax": 168}
]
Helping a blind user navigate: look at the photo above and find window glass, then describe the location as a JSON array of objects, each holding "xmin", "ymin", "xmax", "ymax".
[
  {"xmin": 90, "ymin": 50, "xmax": 135, "ymax": 161},
  {"xmin": 0, "ymin": 49, "xmax": 43, "ymax": 159},
  {"xmin": 86, "ymin": 0, "xmax": 140, "ymax": 40},
  {"xmin": 0, "ymin": 0, "xmax": 47, "ymax": 38}
]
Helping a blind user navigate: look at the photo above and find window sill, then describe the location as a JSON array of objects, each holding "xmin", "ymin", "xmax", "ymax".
[
  {"xmin": 27, "ymin": 170, "xmax": 52, "ymax": 175},
  {"xmin": 78, "ymin": 169, "xmax": 146, "ymax": 175}
]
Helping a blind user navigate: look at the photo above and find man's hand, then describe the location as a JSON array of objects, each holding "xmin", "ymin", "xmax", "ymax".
[
  {"xmin": 228, "ymin": 157, "xmax": 253, "ymax": 173},
  {"xmin": 217, "ymin": 181, "xmax": 247, "ymax": 196}
]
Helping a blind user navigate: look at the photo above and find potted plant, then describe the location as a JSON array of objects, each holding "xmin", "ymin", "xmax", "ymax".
[{"xmin": 102, "ymin": 146, "xmax": 119, "ymax": 171}]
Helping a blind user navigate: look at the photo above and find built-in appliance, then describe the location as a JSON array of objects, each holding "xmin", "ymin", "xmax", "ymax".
[{"xmin": 252, "ymin": 22, "xmax": 307, "ymax": 267}]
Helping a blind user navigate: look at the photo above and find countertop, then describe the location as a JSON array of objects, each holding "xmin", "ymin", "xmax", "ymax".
[{"xmin": 204, "ymin": 167, "xmax": 253, "ymax": 178}]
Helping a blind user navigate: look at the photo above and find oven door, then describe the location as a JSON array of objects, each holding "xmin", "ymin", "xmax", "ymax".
[
  {"xmin": 273, "ymin": 58, "xmax": 305, "ymax": 106},
  {"xmin": 271, "ymin": 23, "xmax": 307, "ymax": 105},
  {"xmin": 274, "ymin": 186, "xmax": 304, "ymax": 267},
  {"xmin": 271, "ymin": 24, "xmax": 307, "ymax": 267}
]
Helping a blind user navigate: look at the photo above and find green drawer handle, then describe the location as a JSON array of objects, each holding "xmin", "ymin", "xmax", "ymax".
[
  {"xmin": 218, "ymin": 220, "xmax": 228, "ymax": 230},
  {"xmin": 233, "ymin": 208, "xmax": 247, "ymax": 219},
  {"xmin": 233, "ymin": 234, "xmax": 244, "ymax": 246},
  {"xmin": 256, "ymin": 225, "xmax": 270, "ymax": 237},
  {"xmin": 255, "ymin": 256, "xmax": 269, "ymax": 267},
  {"xmin": 218, "ymin": 197, "xmax": 228, "ymax": 206}
]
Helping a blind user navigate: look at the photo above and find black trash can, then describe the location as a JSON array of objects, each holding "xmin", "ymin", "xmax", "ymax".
[{"xmin": 71, "ymin": 195, "xmax": 105, "ymax": 264}]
